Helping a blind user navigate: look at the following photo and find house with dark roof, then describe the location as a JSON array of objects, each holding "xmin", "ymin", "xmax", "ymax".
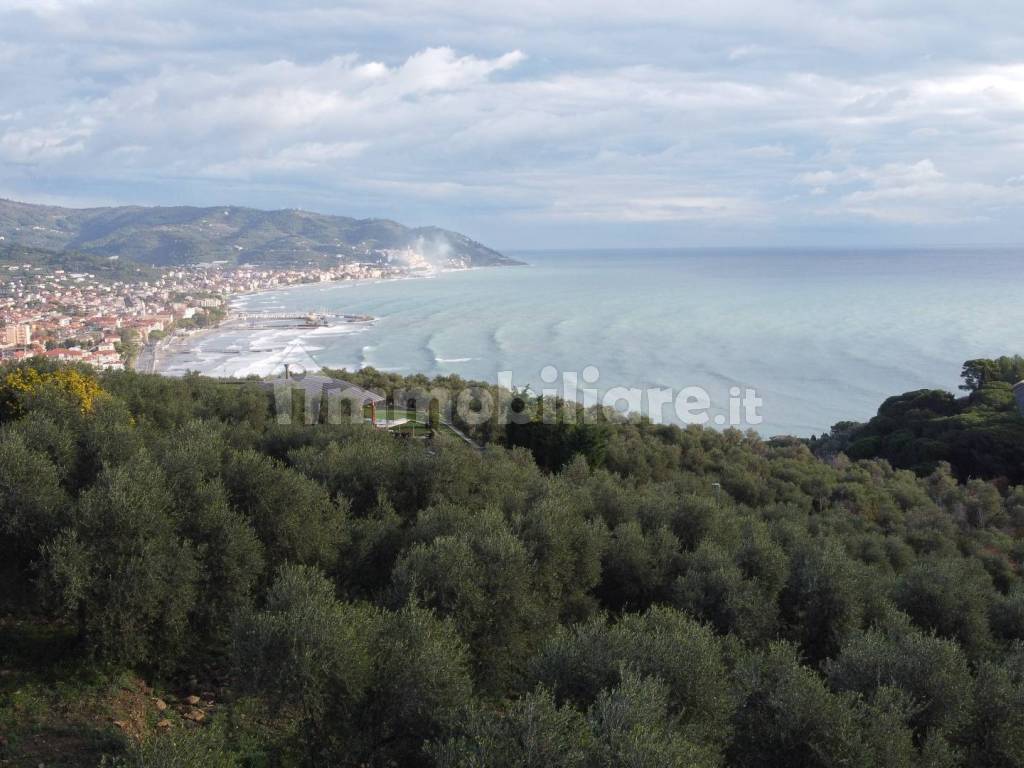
[{"xmin": 260, "ymin": 367, "xmax": 386, "ymax": 425}]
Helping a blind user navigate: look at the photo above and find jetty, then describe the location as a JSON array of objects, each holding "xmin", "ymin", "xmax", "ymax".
[{"xmin": 229, "ymin": 311, "xmax": 374, "ymax": 329}]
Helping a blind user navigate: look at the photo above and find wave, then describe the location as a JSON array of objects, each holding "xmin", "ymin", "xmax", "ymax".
[
  {"xmin": 348, "ymin": 344, "xmax": 376, "ymax": 369},
  {"xmin": 153, "ymin": 249, "xmax": 1024, "ymax": 436}
]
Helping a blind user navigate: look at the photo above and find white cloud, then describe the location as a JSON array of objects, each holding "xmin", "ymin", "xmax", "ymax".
[
  {"xmin": 2, "ymin": 0, "xmax": 1024, "ymax": 243},
  {"xmin": 549, "ymin": 193, "xmax": 759, "ymax": 222},
  {"xmin": 798, "ymin": 160, "xmax": 943, "ymax": 193},
  {"xmin": 203, "ymin": 142, "xmax": 370, "ymax": 179},
  {"xmin": 0, "ymin": 0, "xmax": 96, "ymax": 13},
  {"xmin": 801, "ymin": 159, "xmax": 1024, "ymax": 224},
  {"xmin": 728, "ymin": 45, "xmax": 775, "ymax": 61},
  {"xmin": 0, "ymin": 126, "xmax": 89, "ymax": 162},
  {"xmin": 391, "ymin": 47, "xmax": 525, "ymax": 93},
  {"xmin": 740, "ymin": 144, "xmax": 793, "ymax": 159}
]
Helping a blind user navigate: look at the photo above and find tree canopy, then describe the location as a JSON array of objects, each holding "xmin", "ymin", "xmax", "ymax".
[{"xmin": 2, "ymin": 358, "xmax": 1024, "ymax": 766}]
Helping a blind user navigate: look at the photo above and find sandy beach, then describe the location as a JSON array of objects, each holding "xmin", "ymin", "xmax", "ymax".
[{"xmin": 150, "ymin": 270, "xmax": 454, "ymax": 377}]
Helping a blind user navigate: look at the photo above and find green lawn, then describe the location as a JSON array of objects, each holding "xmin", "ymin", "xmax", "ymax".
[{"xmin": 363, "ymin": 405, "xmax": 430, "ymax": 427}]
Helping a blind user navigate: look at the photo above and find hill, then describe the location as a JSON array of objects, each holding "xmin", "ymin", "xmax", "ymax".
[
  {"xmin": 0, "ymin": 241, "xmax": 161, "ymax": 281},
  {"xmin": 0, "ymin": 198, "xmax": 519, "ymax": 268},
  {"xmin": 813, "ymin": 356, "xmax": 1024, "ymax": 484}
]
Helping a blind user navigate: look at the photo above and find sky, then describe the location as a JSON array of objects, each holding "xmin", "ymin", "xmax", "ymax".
[{"xmin": 1, "ymin": 1, "xmax": 1023, "ymax": 249}]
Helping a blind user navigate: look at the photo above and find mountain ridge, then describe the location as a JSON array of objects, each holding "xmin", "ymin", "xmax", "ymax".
[{"xmin": 0, "ymin": 198, "xmax": 519, "ymax": 269}]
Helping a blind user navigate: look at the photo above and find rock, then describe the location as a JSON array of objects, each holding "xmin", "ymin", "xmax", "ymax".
[
  {"xmin": 154, "ymin": 698, "xmax": 167, "ymax": 712},
  {"xmin": 156, "ymin": 719, "xmax": 172, "ymax": 729},
  {"xmin": 183, "ymin": 709, "xmax": 205, "ymax": 723},
  {"xmin": 183, "ymin": 695, "xmax": 201, "ymax": 706}
]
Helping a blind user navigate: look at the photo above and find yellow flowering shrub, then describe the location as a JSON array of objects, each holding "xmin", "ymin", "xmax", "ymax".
[{"xmin": 2, "ymin": 366, "xmax": 105, "ymax": 415}]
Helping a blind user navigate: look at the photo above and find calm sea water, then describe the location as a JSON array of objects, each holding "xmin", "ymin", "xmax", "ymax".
[{"xmin": 159, "ymin": 248, "xmax": 1023, "ymax": 436}]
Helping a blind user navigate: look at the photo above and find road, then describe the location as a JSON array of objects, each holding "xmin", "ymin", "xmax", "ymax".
[{"xmin": 134, "ymin": 342, "xmax": 159, "ymax": 373}]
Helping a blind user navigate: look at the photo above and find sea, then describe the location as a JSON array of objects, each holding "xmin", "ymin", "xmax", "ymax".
[{"xmin": 156, "ymin": 248, "xmax": 1023, "ymax": 437}]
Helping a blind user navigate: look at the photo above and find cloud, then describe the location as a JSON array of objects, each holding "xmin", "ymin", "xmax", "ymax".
[
  {"xmin": 203, "ymin": 142, "xmax": 370, "ymax": 179},
  {"xmin": 0, "ymin": 126, "xmax": 89, "ymax": 162},
  {"xmin": 797, "ymin": 161, "xmax": 944, "ymax": 193},
  {"xmin": 0, "ymin": 46, "xmax": 528, "ymax": 168},
  {"xmin": 740, "ymin": 144, "xmax": 793, "ymax": 159},
  {"xmin": 549, "ymin": 194, "xmax": 759, "ymax": 223},
  {"xmin": 728, "ymin": 45, "xmax": 776, "ymax": 61},
  {"xmin": 800, "ymin": 159, "xmax": 1024, "ymax": 224},
  {"xmin": 393, "ymin": 47, "xmax": 525, "ymax": 93},
  {"xmin": 1, "ymin": 1, "xmax": 1024, "ymax": 245},
  {"xmin": 0, "ymin": 0, "xmax": 94, "ymax": 13}
]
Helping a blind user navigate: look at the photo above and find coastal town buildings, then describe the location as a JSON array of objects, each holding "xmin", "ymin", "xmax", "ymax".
[
  {"xmin": 1, "ymin": 323, "xmax": 30, "ymax": 347},
  {"xmin": 0, "ymin": 260, "xmax": 410, "ymax": 370}
]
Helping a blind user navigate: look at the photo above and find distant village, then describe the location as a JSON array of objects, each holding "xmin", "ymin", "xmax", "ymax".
[{"xmin": 0, "ymin": 259, "xmax": 414, "ymax": 370}]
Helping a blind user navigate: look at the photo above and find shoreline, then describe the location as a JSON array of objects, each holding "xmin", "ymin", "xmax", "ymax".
[
  {"xmin": 225, "ymin": 267, "xmax": 463, "ymax": 309},
  {"xmin": 136, "ymin": 245, "xmax": 998, "ymax": 440},
  {"xmin": 151, "ymin": 268, "xmax": 459, "ymax": 376}
]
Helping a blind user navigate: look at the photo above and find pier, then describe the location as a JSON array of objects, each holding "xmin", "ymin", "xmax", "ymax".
[{"xmin": 229, "ymin": 311, "xmax": 374, "ymax": 329}]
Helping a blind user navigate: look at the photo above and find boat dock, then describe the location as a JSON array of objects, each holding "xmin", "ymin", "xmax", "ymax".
[{"xmin": 229, "ymin": 311, "xmax": 374, "ymax": 329}]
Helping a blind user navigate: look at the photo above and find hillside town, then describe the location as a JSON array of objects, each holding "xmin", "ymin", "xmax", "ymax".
[{"xmin": 0, "ymin": 260, "xmax": 404, "ymax": 370}]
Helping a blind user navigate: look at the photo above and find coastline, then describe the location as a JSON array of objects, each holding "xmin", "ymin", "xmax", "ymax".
[
  {"xmin": 134, "ymin": 247, "xmax": 1024, "ymax": 437},
  {"xmin": 150, "ymin": 268, "xmax": 454, "ymax": 377},
  {"xmin": 225, "ymin": 267, "xmax": 456, "ymax": 308}
]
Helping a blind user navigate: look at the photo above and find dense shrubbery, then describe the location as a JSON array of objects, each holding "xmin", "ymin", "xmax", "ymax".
[
  {"xmin": 815, "ymin": 355, "xmax": 1024, "ymax": 484},
  {"xmin": 3, "ymin": 358, "xmax": 1024, "ymax": 766}
]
